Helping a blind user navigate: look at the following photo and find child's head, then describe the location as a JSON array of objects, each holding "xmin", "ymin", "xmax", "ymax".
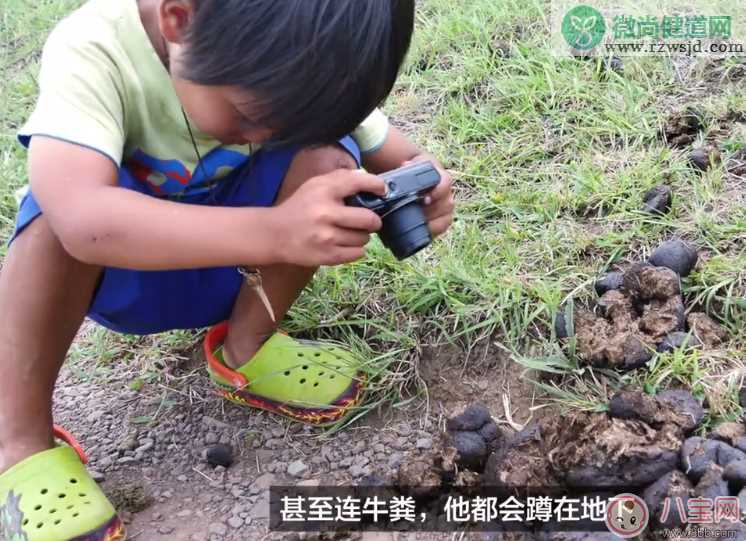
[{"xmin": 158, "ymin": 0, "xmax": 415, "ymax": 147}]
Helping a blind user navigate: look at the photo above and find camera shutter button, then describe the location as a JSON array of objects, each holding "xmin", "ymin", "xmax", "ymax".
[{"xmin": 387, "ymin": 181, "xmax": 397, "ymax": 193}]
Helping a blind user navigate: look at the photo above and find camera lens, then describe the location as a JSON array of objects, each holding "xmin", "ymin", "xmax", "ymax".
[{"xmin": 379, "ymin": 200, "xmax": 432, "ymax": 260}]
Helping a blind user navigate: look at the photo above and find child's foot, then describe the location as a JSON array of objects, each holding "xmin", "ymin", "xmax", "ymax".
[
  {"xmin": 0, "ymin": 427, "xmax": 125, "ymax": 541},
  {"xmin": 221, "ymin": 332, "xmax": 271, "ymax": 370},
  {"xmin": 205, "ymin": 322, "xmax": 366, "ymax": 426},
  {"xmin": 0, "ymin": 438, "xmax": 54, "ymax": 477}
]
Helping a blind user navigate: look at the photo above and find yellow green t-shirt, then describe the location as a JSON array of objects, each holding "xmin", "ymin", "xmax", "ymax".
[{"xmin": 18, "ymin": 0, "xmax": 390, "ymax": 197}]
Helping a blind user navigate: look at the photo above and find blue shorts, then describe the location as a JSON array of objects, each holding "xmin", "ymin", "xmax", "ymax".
[{"xmin": 11, "ymin": 137, "xmax": 361, "ymax": 335}]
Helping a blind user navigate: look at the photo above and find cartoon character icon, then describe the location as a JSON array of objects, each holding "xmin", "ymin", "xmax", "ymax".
[{"xmin": 605, "ymin": 493, "xmax": 649, "ymax": 538}]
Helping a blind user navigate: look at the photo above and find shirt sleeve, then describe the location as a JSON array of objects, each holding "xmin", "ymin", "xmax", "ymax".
[
  {"xmin": 18, "ymin": 19, "xmax": 126, "ymax": 166},
  {"xmin": 351, "ymin": 108, "xmax": 390, "ymax": 154}
]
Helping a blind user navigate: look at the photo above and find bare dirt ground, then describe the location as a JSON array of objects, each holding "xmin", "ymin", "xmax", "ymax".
[{"xmin": 53, "ymin": 329, "xmax": 539, "ymax": 541}]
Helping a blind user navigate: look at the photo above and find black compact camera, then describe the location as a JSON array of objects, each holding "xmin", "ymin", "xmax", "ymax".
[{"xmin": 346, "ymin": 161, "xmax": 441, "ymax": 260}]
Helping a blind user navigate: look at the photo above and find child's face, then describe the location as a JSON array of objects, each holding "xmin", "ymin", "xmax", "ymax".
[
  {"xmin": 170, "ymin": 68, "xmax": 275, "ymax": 146},
  {"xmin": 152, "ymin": 0, "xmax": 274, "ymax": 146}
]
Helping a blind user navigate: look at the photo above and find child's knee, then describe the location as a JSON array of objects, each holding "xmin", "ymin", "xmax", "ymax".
[
  {"xmin": 11, "ymin": 215, "xmax": 62, "ymax": 254},
  {"xmin": 278, "ymin": 145, "xmax": 358, "ymax": 200},
  {"xmin": 295, "ymin": 145, "xmax": 357, "ymax": 177},
  {"xmin": 8, "ymin": 215, "xmax": 102, "ymax": 280}
]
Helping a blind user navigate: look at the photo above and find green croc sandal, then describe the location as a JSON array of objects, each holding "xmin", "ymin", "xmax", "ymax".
[
  {"xmin": 204, "ymin": 322, "xmax": 366, "ymax": 425},
  {"xmin": 0, "ymin": 426, "xmax": 125, "ymax": 541}
]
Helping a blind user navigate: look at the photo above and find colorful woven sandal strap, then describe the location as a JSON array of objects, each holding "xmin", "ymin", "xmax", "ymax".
[
  {"xmin": 53, "ymin": 426, "xmax": 88, "ymax": 464},
  {"xmin": 204, "ymin": 321, "xmax": 249, "ymax": 389}
]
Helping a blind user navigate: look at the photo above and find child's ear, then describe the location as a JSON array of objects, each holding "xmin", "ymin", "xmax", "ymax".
[{"xmin": 158, "ymin": 0, "xmax": 194, "ymax": 44}]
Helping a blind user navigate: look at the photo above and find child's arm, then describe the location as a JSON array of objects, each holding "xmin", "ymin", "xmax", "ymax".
[
  {"xmin": 29, "ymin": 137, "xmax": 386, "ymax": 270},
  {"xmin": 361, "ymin": 126, "xmax": 455, "ymax": 238}
]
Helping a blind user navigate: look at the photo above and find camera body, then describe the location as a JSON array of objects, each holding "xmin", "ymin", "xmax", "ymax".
[{"xmin": 346, "ymin": 161, "xmax": 441, "ymax": 260}]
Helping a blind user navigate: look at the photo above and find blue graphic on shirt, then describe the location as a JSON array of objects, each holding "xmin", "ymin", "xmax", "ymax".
[{"xmin": 126, "ymin": 147, "xmax": 249, "ymax": 196}]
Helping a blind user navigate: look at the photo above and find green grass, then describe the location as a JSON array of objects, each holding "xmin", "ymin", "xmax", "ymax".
[{"xmin": 1, "ymin": 0, "xmax": 745, "ymax": 426}]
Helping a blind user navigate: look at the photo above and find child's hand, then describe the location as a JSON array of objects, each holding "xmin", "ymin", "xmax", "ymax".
[
  {"xmin": 402, "ymin": 155, "xmax": 455, "ymax": 238},
  {"xmin": 272, "ymin": 170, "xmax": 386, "ymax": 267}
]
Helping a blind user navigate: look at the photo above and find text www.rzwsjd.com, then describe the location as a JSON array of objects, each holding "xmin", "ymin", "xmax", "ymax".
[{"xmin": 605, "ymin": 41, "xmax": 744, "ymax": 55}]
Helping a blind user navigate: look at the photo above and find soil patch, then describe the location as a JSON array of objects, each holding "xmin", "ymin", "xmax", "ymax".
[{"xmin": 51, "ymin": 331, "xmax": 539, "ymax": 540}]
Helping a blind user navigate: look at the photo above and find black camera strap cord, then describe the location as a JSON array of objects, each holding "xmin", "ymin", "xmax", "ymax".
[{"xmin": 162, "ymin": 37, "xmax": 274, "ymax": 323}]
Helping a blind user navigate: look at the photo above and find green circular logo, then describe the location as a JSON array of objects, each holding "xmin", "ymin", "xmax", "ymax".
[{"xmin": 562, "ymin": 5, "xmax": 606, "ymax": 51}]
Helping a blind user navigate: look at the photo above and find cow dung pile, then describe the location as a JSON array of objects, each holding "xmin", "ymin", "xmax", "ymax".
[
  {"xmin": 554, "ymin": 239, "xmax": 729, "ymax": 371},
  {"xmin": 386, "ymin": 391, "xmax": 746, "ymax": 540}
]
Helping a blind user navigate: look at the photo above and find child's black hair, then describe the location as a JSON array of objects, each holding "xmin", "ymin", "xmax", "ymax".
[{"xmin": 182, "ymin": 0, "xmax": 415, "ymax": 148}]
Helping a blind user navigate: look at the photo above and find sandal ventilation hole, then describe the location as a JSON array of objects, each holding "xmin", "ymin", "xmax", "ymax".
[
  {"xmin": 50, "ymin": 509, "xmax": 57, "ymax": 514},
  {"xmin": 41, "ymin": 489, "xmax": 48, "ymax": 495},
  {"xmin": 300, "ymin": 379, "xmax": 306, "ymax": 385},
  {"xmin": 22, "ymin": 519, "xmax": 29, "ymax": 526},
  {"xmin": 54, "ymin": 519, "xmax": 61, "ymax": 525},
  {"xmin": 314, "ymin": 353, "xmax": 321, "ymax": 358},
  {"xmin": 69, "ymin": 478, "xmax": 78, "ymax": 484},
  {"xmin": 58, "ymin": 493, "xmax": 66, "ymax": 499},
  {"xmin": 296, "ymin": 353, "xmax": 304, "ymax": 357},
  {"xmin": 302, "ymin": 365, "xmax": 308, "ymax": 370},
  {"xmin": 73, "ymin": 512, "xmax": 79, "ymax": 518},
  {"xmin": 66, "ymin": 505, "xmax": 74, "ymax": 510},
  {"xmin": 314, "ymin": 383, "xmax": 319, "ymax": 387},
  {"xmin": 34, "ymin": 505, "xmax": 42, "ymax": 511},
  {"xmin": 318, "ymin": 372, "xmax": 324, "ymax": 376},
  {"xmin": 284, "ymin": 371, "xmax": 291, "ymax": 376},
  {"xmin": 36, "ymin": 522, "xmax": 44, "ymax": 529},
  {"xmin": 79, "ymin": 493, "xmax": 86, "ymax": 497}
]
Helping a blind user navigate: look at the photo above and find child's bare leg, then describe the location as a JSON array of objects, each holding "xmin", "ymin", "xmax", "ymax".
[
  {"xmin": 0, "ymin": 216, "xmax": 102, "ymax": 474},
  {"xmin": 223, "ymin": 145, "xmax": 357, "ymax": 367}
]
